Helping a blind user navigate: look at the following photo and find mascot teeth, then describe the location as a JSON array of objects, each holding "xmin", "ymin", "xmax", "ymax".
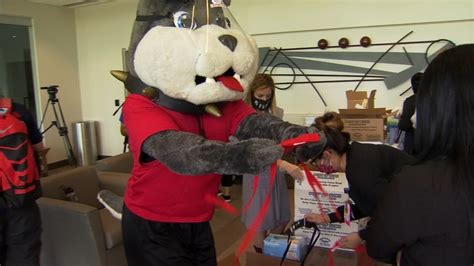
[
  {"xmin": 205, "ymin": 77, "xmax": 216, "ymax": 84},
  {"xmin": 233, "ymin": 73, "xmax": 241, "ymax": 82}
]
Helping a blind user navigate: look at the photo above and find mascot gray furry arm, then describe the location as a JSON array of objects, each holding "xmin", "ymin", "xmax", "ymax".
[
  {"xmin": 98, "ymin": 0, "xmax": 324, "ymax": 219},
  {"xmin": 142, "ymin": 113, "xmax": 318, "ymax": 175}
]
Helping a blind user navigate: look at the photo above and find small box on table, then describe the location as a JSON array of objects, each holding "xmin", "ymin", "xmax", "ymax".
[{"xmin": 263, "ymin": 234, "xmax": 307, "ymax": 261}]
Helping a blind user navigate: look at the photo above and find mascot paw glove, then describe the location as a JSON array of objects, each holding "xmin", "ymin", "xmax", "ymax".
[{"xmin": 224, "ymin": 138, "xmax": 283, "ymax": 175}]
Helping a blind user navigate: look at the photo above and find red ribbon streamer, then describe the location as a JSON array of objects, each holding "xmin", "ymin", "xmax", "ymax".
[
  {"xmin": 206, "ymin": 133, "xmax": 323, "ymax": 265},
  {"xmin": 302, "ymin": 164, "xmax": 342, "ymax": 221},
  {"xmin": 235, "ymin": 163, "xmax": 278, "ymax": 262},
  {"xmin": 240, "ymin": 175, "xmax": 259, "ymax": 213},
  {"xmin": 206, "ymin": 174, "xmax": 259, "ymax": 216},
  {"xmin": 281, "ymin": 133, "xmax": 321, "ymax": 152}
]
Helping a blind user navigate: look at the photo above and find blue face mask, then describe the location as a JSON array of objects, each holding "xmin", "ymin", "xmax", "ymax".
[{"xmin": 251, "ymin": 95, "xmax": 272, "ymax": 111}]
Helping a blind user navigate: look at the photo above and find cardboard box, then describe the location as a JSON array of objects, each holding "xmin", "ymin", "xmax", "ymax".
[
  {"xmin": 294, "ymin": 172, "xmax": 358, "ymax": 249},
  {"xmin": 339, "ymin": 108, "xmax": 386, "ymax": 142},
  {"xmin": 345, "ymin": 90, "xmax": 376, "ymax": 109},
  {"xmin": 263, "ymin": 234, "xmax": 307, "ymax": 261},
  {"xmin": 244, "ymin": 248, "xmax": 361, "ymax": 266},
  {"xmin": 339, "ymin": 112, "xmax": 386, "ymax": 141},
  {"xmin": 339, "ymin": 90, "xmax": 386, "ymax": 142}
]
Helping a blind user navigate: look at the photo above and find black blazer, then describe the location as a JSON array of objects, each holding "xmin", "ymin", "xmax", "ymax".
[
  {"xmin": 327, "ymin": 142, "xmax": 415, "ymax": 239},
  {"xmin": 367, "ymin": 159, "xmax": 473, "ymax": 265},
  {"xmin": 345, "ymin": 142, "xmax": 415, "ymax": 216}
]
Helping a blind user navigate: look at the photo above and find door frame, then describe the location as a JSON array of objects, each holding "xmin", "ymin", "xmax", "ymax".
[{"xmin": 0, "ymin": 15, "xmax": 41, "ymax": 122}]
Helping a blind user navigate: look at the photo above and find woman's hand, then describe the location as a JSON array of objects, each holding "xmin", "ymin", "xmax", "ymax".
[
  {"xmin": 304, "ymin": 213, "xmax": 331, "ymax": 224},
  {"xmin": 338, "ymin": 232, "xmax": 363, "ymax": 249},
  {"xmin": 278, "ymin": 160, "xmax": 305, "ymax": 182}
]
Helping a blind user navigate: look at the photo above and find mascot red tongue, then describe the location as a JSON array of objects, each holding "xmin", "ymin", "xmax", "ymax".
[
  {"xmin": 99, "ymin": 0, "xmax": 326, "ymax": 265},
  {"xmin": 216, "ymin": 76, "xmax": 243, "ymax": 92}
]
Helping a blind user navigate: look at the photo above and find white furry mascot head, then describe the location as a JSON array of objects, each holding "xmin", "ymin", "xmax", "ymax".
[{"xmin": 114, "ymin": 0, "xmax": 259, "ymax": 116}]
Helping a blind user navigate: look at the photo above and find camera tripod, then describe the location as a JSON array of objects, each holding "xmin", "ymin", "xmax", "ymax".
[{"xmin": 39, "ymin": 85, "xmax": 77, "ymax": 167}]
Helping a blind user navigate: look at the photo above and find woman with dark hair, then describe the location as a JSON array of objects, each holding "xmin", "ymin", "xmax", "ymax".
[
  {"xmin": 366, "ymin": 44, "xmax": 474, "ymax": 265},
  {"xmin": 313, "ymin": 111, "xmax": 344, "ymax": 132},
  {"xmin": 304, "ymin": 113, "xmax": 415, "ymax": 248}
]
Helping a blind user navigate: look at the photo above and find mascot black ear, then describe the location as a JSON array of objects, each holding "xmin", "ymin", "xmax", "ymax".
[{"xmin": 127, "ymin": 0, "xmax": 170, "ymax": 76}]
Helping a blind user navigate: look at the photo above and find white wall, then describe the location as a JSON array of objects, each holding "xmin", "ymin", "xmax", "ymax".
[
  {"xmin": 74, "ymin": 0, "xmax": 473, "ymax": 155},
  {"xmin": 229, "ymin": 0, "xmax": 474, "ymax": 124},
  {"xmin": 0, "ymin": 0, "xmax": 83, "ymax": 163},
  {"xmin": 2, "ymin": 0, "xmax": 473, "ymax": 159},
  {"xmin": 231, "ymin": 0, "xmax": 473, "ymax": 35},
  {"xmin": 253, "ymin": 21, "xmax": 473, "ymax": 125},
  {"xmin": 74, "ymin": 1, "xmax": 136, "ymax": 156}
]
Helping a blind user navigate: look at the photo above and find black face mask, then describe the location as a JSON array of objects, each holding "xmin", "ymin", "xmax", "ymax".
[{"xmin": 251, "ymin": 95, "xmax": 272, "ymax": 111}]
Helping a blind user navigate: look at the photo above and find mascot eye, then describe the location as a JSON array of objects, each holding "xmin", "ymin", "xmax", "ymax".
[
  {"xmin": 215, "ymin": 16, "xmax": 231, "ymax": 28},
  {"xmin": 173, "ymin": 11, "xmax": 197, "ymax": 29}
]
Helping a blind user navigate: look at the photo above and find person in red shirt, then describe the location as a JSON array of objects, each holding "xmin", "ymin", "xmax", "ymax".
[
  {"xmin": 100, "ymin": 1, "xmax": 326, "ymax": 265},
  {"xmin": 120, "ymin": 92, "xmax": 320, "ymax": 266},
  {"xmin": 123, "ymin": 94, "xmax": 258, "ymax": 223}
]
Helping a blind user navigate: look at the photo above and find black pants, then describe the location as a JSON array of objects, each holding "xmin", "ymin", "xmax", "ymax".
[
  {"xmin": 222, "ymin": 174, "xmax": 240, "ymax": 187},
  {"xmin": 0, "ymin": 202, "xmax": 42, "ymax": 266},
  {"xmin": 122, "ymin": 204, "xmax": 217, "ymax": 266}
]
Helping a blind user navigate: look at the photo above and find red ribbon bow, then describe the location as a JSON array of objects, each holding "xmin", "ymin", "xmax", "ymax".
[{"xmin": 206, "ymin": 133, "xmax": 322, "ymax": 265}]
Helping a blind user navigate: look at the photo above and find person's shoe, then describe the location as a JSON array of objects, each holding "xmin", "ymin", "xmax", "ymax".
[
  {"xmin": 222, "ymin": 195, "xmax": 231, "ymax": 203},
  {"xmin": 97, "ymin": 190, "xmax": 124, "ymax": 220}
]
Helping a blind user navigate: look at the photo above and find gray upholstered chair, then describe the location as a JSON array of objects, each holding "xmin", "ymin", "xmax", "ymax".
[
  {"xmin": 95, "ymin": 152, "xmax": 133, "ymax": 174},
  {"xmin": 38, "ymin": 166, "xmax": 129, "ymax": 266}
]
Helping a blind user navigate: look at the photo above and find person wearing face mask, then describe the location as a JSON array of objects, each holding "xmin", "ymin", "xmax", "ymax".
[
  {"xmin": 304, "ymin": 113, "xmax": 415, "ymax": 249},
  {"xmin": 242, "ymin": 73, "xmax": 305, "ymax": 253},
  {"xmin": 245, "ymin": 73, "xmax": 283, "ymax": 117}
]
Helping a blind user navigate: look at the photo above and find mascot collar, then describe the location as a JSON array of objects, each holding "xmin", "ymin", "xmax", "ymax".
[{"xmin": 125, "ymin": 73, "xmax": 207, "ymax": 115}]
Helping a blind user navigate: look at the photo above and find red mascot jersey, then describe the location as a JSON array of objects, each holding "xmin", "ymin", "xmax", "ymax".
[{"xmin": 123, "ymin": 94, "xmax": 255, "ymax": 222}]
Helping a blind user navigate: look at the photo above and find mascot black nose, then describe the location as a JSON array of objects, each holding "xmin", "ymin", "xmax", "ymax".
[{"xmin": 219, "ymin": 35, "xmax": 238, "ymax": 52}]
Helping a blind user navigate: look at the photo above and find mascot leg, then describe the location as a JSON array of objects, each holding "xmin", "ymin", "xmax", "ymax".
[{"xmin": 97, "ymin": 190, "xmax": 123, "ymax": 220}]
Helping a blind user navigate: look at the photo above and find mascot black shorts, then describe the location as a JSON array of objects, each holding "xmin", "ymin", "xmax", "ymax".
[
  {"xmin": 122, "ymin": 204, "xmax": 217, "ymax": 266},
  {"xmin": 0, "ymin": 202, "xmax": 42, "ymax": 266}
]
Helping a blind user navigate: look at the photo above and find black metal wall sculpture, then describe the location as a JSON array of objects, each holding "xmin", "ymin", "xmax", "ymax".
[{"xmin": 258, "ymin": 31, "xmax": 455, "ymax": 106}]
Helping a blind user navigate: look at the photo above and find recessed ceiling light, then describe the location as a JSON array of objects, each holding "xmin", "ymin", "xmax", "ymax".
[{"xmin": 12, "ymin": 35, "xmax": 17, "ymax": 38}]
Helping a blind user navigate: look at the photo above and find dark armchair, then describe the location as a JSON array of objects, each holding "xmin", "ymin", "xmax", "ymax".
[{"xmin": 38, "ymin": 166, "xmax": 129, "ymax": 266}]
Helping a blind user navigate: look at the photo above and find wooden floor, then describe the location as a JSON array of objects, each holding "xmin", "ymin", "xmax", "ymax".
[
  {"xmin": 212, "ymin": 184, "xmax": 297, "ymax": 266},
  {"xmin": 212, "ymin": 184, "xmax": 248, "ymax": 265},
  {"xmin": 46, "ymin": 167, "xmax": 372, "ymax": 266},
  {"xmin": 47, "ymin": 166, "xmax": 261, "ymax": 264}
]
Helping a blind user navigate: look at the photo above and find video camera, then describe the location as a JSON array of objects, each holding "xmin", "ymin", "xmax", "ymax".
[{"xmin": 41, "ymin": 85, "xmax": 59, "ymax": 100}]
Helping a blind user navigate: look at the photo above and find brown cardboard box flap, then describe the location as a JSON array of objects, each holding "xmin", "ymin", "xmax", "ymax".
[
  {"xmin": 346, "ymin": 90, "xmax": 376, "ymax": 109},
  {"xmin": 339, "ymin": 108, "xmax": 386, "ymax": 117}
]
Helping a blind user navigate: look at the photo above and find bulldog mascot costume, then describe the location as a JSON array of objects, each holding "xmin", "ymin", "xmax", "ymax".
[{"xmin": 98, "ymin": 0, "xmax": 325, "ymax": 265}]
